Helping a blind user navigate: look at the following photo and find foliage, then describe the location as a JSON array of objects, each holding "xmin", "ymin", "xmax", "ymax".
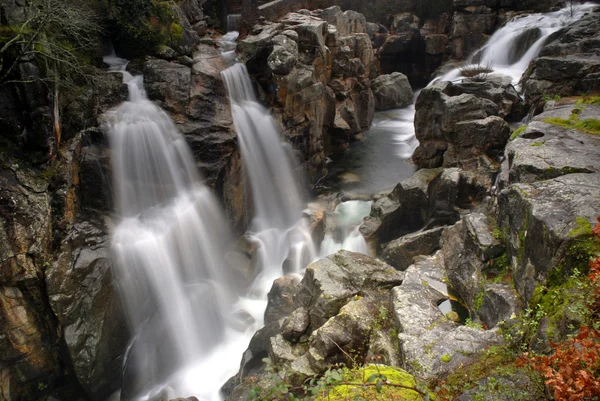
[
  {"xmin": 103, "ymin": 0, "xmax": 183, "ymax": 58},
  {"xmin": 433, "ymin": 345, "xmax": 545, "ymax": 401},
  {"xmin": 525, "ymin": 217, "xmax": 600, "ymax": 400},
  {"xmin": 459, "ymin": 58, "xmax": 494, "ymax": 82},
  {"xmin": 510, "ymin": 125, "xmax": 527, "ymax": 140},
  {"xmin": 248, "ymin": 359, "xmax": 432, "ymax": 401}
]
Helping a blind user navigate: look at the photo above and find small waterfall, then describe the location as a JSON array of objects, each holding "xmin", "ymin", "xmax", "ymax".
[
  {"xmin": 320, "ymin": 200, "xmax": 372, "ymax": 256},
  {"xmin": 227, "ymin": 14, "xmax": 242, "ymax": 32},
  {"xmin": 432, "ymin": 2, "xmax": 598, "ymax": 86},
  {"xmin": 221, "ymin": 62, "xmax": 317, "ymax": 297},
  {"xmin": 104, "ymin": 54, "xmax": 249, "ymax": 401}
]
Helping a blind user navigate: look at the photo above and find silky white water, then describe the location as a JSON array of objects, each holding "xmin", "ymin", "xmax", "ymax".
[
  {"xmin": 432, "ymin": 2, "xmax": 598, "ymax": 86},
  {"xmin": 320, "ymin": 200, "xmax": 372, "ymax": 256},
  {"xmin": 105, "ymin": 54, "xmax": 260, "ymax": 401},
  {"xmin": 221, "ymin": 63, "xmax": 317, "ymax": 299}
]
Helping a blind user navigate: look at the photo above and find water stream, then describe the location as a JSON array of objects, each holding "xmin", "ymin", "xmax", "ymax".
[{"xmin": 432, "ymin": 3, "xmax": 598, "ymax": 86}]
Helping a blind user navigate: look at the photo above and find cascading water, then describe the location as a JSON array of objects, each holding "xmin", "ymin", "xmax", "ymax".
[
  {"xmin": 432, "ymin": 3, "xmax": 598, "ymax": 85},
  {"xmin": 320, "ymin": 200, "xmax": 372, "ymax": 256},
  {"xmin": 221, "ymin": 62, "xmax": 317, "ymax": 297},
  {"xmin": 105, "ymin": 54, "xmax": 253, "ymax": 401}
]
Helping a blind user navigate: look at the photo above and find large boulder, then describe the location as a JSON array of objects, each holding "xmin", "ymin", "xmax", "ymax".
[
  {"xmin": 503, "ymin": 103, "xmax": 600, "ymax": 186},
  {"xmin": 382, "ymin": 227, "xmax": 444, "ymax": 271},
  {"xmin": 413, "ymin": 80, "xmax": 511, "ymax": 170},
  {"xmin": 371, "ymin": 72, "xmax": 414, "ymax": 110},
  {"xmin": 46, "ymin": 219, "xmax": 129, "ymax": 400},
  {"xmin": 392, "ymin": 252, "xmax": 503, "ymax": 380},
  {"xmin": 499, "ymin": 173, "xmax": 600, "ymax": 301}
]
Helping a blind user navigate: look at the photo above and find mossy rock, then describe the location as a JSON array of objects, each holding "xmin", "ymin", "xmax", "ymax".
[{"xmin": 325, "ymin": 365, "xmax": 434, "ymax": 401}]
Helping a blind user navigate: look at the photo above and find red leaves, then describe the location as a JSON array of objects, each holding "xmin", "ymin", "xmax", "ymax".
[
  {"xmin": 593, "ymin": 217, "xmax": 600, "ymax": 237},
  {"xmin": 530, "ymin": 327, "xmax": 600, "ymax": 400}
]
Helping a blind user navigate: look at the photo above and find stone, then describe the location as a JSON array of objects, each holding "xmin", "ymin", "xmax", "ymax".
[
  {"xmin": 371, "ymin": 72, "xmax": 414, "ymax": 110},
  {"xmin": 503, "ymin": 103, "xmax": 600, "ymax": 186},
  {"xmin": 413, "ymin": 81, "xmax": 511, "ymax": 170},
  {"xmin": 382, "ymin": 227, "xmax": 445, "ymax": 271},
  {"xmin": 360, "ymin": 168, "xmax": 443, "ymax": 249},
  {"xmin": 522, "ymin": 8, "xmax": 600, "ymax": 105},
  {"xmin": 499, "ymin": 173, "xmax": 600, "ymax": 301},
  {"xmin": 281, "ymin": 307, "xmax": 310, "ymax": 342},
  {"xmin": 463, "ymin": 213, "xmax": 504, "ymax": 262},
  {"xmin": 305, "ymin": 297, "xmax": 375, "ymax": 372},
  {"xmin": 264, "ymin": 276, "xmax": 300, "ymax": 325},
  {"xmin": 46, "ymin": 219, "xmax": 129, "ymax": 400},
  {"xmin": 477, "ymin": 284, "xmax": 519, "ymax": 329},
  {"xmin": 294, "ymin": 251, "xmax": 404, "ymax": 327},
  {"xmin": 392, "ymin": 259, "xmax": 503, "ymax": 380}
]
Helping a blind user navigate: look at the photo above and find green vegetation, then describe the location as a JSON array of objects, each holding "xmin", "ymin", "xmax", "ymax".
[
  {"xmin": 103, "ymin": 0, "xmax": 184, "ymax": 58},
  {"xmin": 575, "ymin": 95, "xmax": 600, "ymax": 105},
  {"xmin": 543, "ymin": 106, "xmax": 600, "ymax": 136},
  {"xmin": 248, "ymin": 359, "xmax": 434, "ymax": 401},
  {"xmin": 510, "ymin": 125, "xmax": 527, "ymax": 141},
  {"xmin": 440, "ymin": 354, "xmax": 452, "ymax": 363},
  {"xmin": 530, "ymin": 141, "xmax": 544, "ymax": 147}
]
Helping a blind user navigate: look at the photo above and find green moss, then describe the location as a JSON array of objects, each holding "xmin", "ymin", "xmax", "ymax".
[
  {"xmin": 510, "ymin": 125, "xmax": 527, "ymax": 141},
  {"xmin": 530, "ymin": 141, "xmax": 545, "ymax": 147},
  {"xmin": 543, "ymin": 115, "xmax": 600, "ymax": 136},
  {"xmin": 440, "ymin": 354, "xmax": 452, "ymax": 363},
  {"xmin": 569, "ymin": 216, "xmax": 594, "ymax": 237},
  {"xmin": 575, "ymin": 95, "xmax": 600, "ymax": 105},
  {"xmin": 326, "ymin": 365, "xmax": 434, "ymax": 401}
]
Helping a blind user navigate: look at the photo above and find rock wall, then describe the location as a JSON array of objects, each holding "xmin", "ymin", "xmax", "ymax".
[{"xmin": 238, "ymin": 7, "xmax": 379, "ymax": 183}]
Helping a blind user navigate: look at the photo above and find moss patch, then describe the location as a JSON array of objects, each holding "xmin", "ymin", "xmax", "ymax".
[
  {"xmin": 510, "ymin": 125, "xmax": 527, "ymax": 141},
  {"xmin": 326, "ymin": 365, "xmax": 433, "ymax": 401},
  {"xmin": 543, "ymin": 114, "xmax": 600, "ymax": 136}
]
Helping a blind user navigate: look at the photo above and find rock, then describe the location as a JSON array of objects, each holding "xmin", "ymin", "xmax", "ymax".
[
  {"xmin": 449, "ymin": 7, "xmax": 496, "ymax": 60},
  {"xmin": 392, "ymin": 257, "xmax": 503, "ymax": 380},
  {"xmin": 360, "ymin": 168, "xmax": 442, "ymax": 249},
  {"xmin": 441, "ymin": 221, "xmax": 485, "ymax": 312},
  {"xmin": 264, "ymin": 276, "xmax": 300, "ymax": 325},
  {"xmin": 477, "ymin": 284, "xmax": 519, "ymax": 329},
  {"xmin": 424, "ymin": 34, "xmax": 449, "ymax": 55},
  {"xmin": 46, "ymin": 219, "xmax": 129, "ymax": 400},
  {"xmin": 523, "ymin": 8, "xmax": 600, "ymax": 105},
  {"xmin": 305, "ymin": 297, "xmax": 375, "ymax": 372},
  {"xmin": 371, "ymin": 72, "xmax": 414, "ymax": 110},
  {"xmin": 382, "ymin": 227, "xmax": 445, "ymax": 271},
  {"xmin": 503, "ymin": 103, "xmax": 600, "ymax": 186},
  {"xmin": 463, "ymin": 213, "xmax": 504, "ymax": 262},
  {"xmin": 499, "ymin": 173, "xmax": 600, "ymax": 301},
  {"xmin": 413, "ymin": 81, "xmax": 511, "ymax": 170},
  {"xmin": 281, "ymin": 307, "xmax": 310, "ymax": 342},
  {"xmin": 0, "ymin": 148, "xmax": 60, "ymax": 401},
  {"xmin": 295, "ymin": 251, "xmax": 404, "ymax": 327},
  {"xmin": 144, "ymin": 58, "xmax": 192, "ymax": 115}
]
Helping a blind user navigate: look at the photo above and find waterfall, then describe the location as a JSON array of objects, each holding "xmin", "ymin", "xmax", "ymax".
[
  {"xmin": 320, "ymin": 200, "xmax": 372, "ymax": 257},
  {"xmin": 104, "ymin": 54, "xmax": 252, "ymax": 401},
  {"xmin": 221, "ymin": 63, "xmax": 317, "ymax": 297},
  {"xmin": 227, "ymin": 14, "xmax": 242, "ymax": 32},
  {"xmin": 432, "ymin": 2, "xmax": 598, "ymax": 86}
]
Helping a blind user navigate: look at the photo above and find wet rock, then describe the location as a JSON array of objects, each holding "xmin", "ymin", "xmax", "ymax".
[
  {"xmin": 382, "ymin": 227, "xmax": 445, "ymax": 271},
  {"xmin": 523, "ymin": 8, "xmax": 600, "ymax": 105},
  {"xmin": 371, "ymin": 72, "xmax": 414, "ymax": 110},
  {"xmin": 477, "ymin": 284, "xmax": 519, "ymax": 329},
  {"xmin": 294, "ymin": 251, "xmax": 404, "ymax": 327},
  {"xmin": 281, "ymin": 307, "xmax": 310, "ymax": 342},
  {"xmin": 264, "ymin": 276, "xmax": 300, "ymax": 325},
  {"xmin": 449, "ymin": 7, "xmax": 496, "ymax": 60},
  {"xmin": 392, "ymin": 255, "xmax": 503, "ymax": 380},
  {"xmin": 499, "ymin": 173, "xmax": 600, "ymax": 301},
  {"xmin": 0, "ymin": 150, "xmax": 60, "ymax": 401},
  {"xmin": 413, "ymin": 81, "xmax": 511, "ymax": 170},
  {"xmin": 46, "ymin": 219, "xmax": 128, "ymax": 400},
  {"xmin": 360, "ymin": 168, "xmax": 442, "ymax": 249},
  {"xmin": 503, "ymin": 103, "xmax": 600, "ymax": 186}
]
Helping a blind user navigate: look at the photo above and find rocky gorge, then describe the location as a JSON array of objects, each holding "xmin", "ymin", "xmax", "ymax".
[{"xmin": 1, "ymin": 0, "xmax": 600, "ymax": 401}]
